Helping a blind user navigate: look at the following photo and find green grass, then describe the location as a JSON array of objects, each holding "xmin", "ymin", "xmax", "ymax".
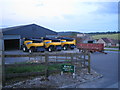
[
  {"xmin": 14, "ymin": 62, "xmax": 33, "ymax": 64},
  {"xmin": 6, "ymin": 63, "xmax": 71, "ymax": 74},
  {"xmin": 92, "ymin": 34, "xmax": 120, "ymax": 40},
  {"xmin": 104, "ymin": 49, "xmax": 120, "ymax": 51},
  {"xmin": 105, "ymin": 46, "xmax": 119, "ymax": 48},
  {"xmin": 6, "ymin": 65, "xmax": 46, "ymax": 74}
]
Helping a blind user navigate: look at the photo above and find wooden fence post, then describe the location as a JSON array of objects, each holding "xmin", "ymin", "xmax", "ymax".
[
  {"xmin": 71, "ymin": 53, "xmax": 73, "ymax": 65},
  {"xmin": 56, "ymin": 52, "xmax": 57, "ymax": 62},
  {"xmin": 0, "ymin": 31, "xmax": 5, "ymax": 88},
  {"xmin": 83, "ymin": 50, "xmax": 86, "ymax": 67},
  {"xmin": 65, "ymin": 53, "xmax": 67, "ymax": 61},
  {"xmin": 88, "ymin": 52, "xmax": 91, "ymax": 73},
  {"xmin": 45, "ymin": 52, "xmax": 49, "ymax": 80}
]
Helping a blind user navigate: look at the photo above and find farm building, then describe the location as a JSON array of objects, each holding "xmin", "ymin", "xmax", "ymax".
[
  {"xmin": 80, "ymin": 36, "xmax": 97, "ymax": 43},
  {"xmin": 1, "ymin": 24, "xmax": 58, "ymax": 50},
  {"xmin": 97, "ymin": 38, "xmax": 119, "ymax": 47}
]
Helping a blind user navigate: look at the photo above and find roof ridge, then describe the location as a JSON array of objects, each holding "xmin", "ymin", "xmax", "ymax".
[{"xmin": 1, "ymin": 24, "xmax": 38, "ymax": 32}]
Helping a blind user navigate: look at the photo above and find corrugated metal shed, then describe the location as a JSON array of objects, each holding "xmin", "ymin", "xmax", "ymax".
[
  {"xmin": 2, "ymin": 24, "xmax": 57, "ymax": 38},
  {"xmin": 3, "ymin": 35, "xmax": 21, "ymax": 40},
  {"xmin": 1, "ymin": 24, "xmax": 57, "ymax": 50}
]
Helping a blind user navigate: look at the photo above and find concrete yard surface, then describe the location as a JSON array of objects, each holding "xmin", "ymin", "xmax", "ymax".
[{"xmin": 75, "ymin": 51, "xmax": 119, "ymax": 88}]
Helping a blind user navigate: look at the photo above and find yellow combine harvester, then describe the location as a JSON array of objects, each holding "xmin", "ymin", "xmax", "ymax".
[
  {"xmin": 42, "ymin": 38, "xmax": 62, "ymax": 52},
  {"xmin": 57, "ymin": 37, "xmax": 76, "ymax": 50},
  {"xmin": 22, "ymin": 39, "xmax": 45, "ymax": 53},
  {"xmin": 22, "ymin": 37, "xmax": 76, "ymax": 53}
]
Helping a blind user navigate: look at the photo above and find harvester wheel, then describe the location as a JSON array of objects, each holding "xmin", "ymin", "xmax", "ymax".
[
  {"xmin": 71, "ymin": 48, "xmax": 74, "ymax": 50},
  {"xmin": 29, "ymin": 49, "xmax": 33, "ymax": 54},
  {"xmin": 23, "ymin": 46, "xmax": 28, "ymax": 52},
  {"xmin": 48, "ymin": 47, "xmax": 52, "ymax": 52},
  {"xmin": 63, "ymin": 46, "xmax": 67, "ymax": 50}
]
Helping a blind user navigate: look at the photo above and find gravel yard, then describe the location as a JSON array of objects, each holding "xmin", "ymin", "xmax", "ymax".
[{"xmin": 4, "ymin": 68, "xmax": 102, "ymax": 88}]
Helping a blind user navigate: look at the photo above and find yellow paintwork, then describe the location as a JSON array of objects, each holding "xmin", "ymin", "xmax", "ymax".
[
  {"xmin": 43, "ymin": 40, "xmax": 61, "ymax": 48},
  {"xmin": 24, "ymin": 40, "xmax": 32, "ymax": 45},
  {"xmin": 61, "ymin": 39, "xmax": 76, "ymax": 46},
  {"xmin": 24, "ymin": 40, "xmax": 44, "ymax": 49},
  {"xmin": 23, "ymin": 38, "xmax": 76, "ymax": 50},
  {"xmin": 43, "ymin": 40, "xmax": 51, "ymax": 43}
]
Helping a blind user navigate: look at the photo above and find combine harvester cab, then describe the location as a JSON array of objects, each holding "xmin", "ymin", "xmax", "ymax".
[
  {"xmin": 42, "ymin": 38, "xmax": 62, "ymax": 52},
  {"xmin": 22, "ymin": 38, "xmax": 45, "ymax": 53},
  {"xmin": 58, "ymin": 37, "xmax": 76, "ymax": 50}
]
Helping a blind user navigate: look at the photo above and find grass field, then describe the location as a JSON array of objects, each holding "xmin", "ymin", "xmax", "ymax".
[
  {"xmin": 92, "ymin": 34, "xmax": 120, "ymax": 40},
  {"xmin": 104, "ymin": 49, "xmax": 120, "ymax": 51},
  {"xmin": 6, "ymin": 63, "xmax": 71, "ymax": 74}
]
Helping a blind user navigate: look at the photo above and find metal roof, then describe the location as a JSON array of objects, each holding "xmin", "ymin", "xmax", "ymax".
[
  {"xmin": 101, "ymin": 38, "xmax": 111, "ymax": 43},
  {"xmin": 2, "ymin": 24, "xmax": 57, "ymax": 38},
  {"xmin": 101, "ymin": 38, "xmax": 119, "ymax": 44},
  {"xmin": 1, "ymin": 25, "xmax": 26, "ymax": 32},
  {"xmin": 57, "ymin": 37, "xmax": 74, "ymax": 40}
]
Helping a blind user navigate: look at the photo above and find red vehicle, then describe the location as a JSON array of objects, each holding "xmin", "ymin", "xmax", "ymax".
[{"xmin": 77, "ymin": 43, "xmax": 106, "ymax": 54}]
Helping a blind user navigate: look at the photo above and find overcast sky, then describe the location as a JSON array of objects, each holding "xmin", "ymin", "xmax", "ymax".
[{"xmin": 0, "ymin": 0, "xmax": 119, "ymax": 33}]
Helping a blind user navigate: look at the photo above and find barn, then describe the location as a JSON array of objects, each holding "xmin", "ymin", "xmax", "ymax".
[{"xmin": 1, "ymin": 24, "xmax": 57, "ymax": 50}]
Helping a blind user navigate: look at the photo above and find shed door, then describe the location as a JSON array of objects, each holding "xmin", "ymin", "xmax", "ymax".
[{"xmin": 4, "ymin": 39, "xmax": 20, "ymax": 50}]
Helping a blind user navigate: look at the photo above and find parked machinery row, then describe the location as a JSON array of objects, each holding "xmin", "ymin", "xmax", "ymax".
[{"xmin": 22, "ymin": 37, "xmax": 76, "ymax": 53}]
